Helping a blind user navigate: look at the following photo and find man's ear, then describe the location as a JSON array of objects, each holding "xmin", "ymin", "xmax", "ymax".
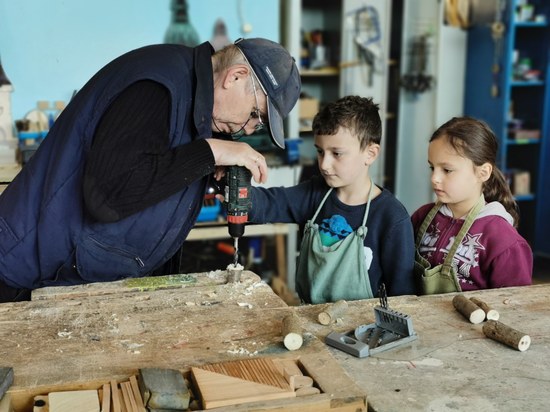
[
  {"xmin": 222, "ymin": 64, "xmax": 250, "ymax": 89},
  {"xmin": 364, "ymin": 143, "xmax": 380, "ymax": 166},
  {"xmin": 478, "ymin": 162, "xmax": 493, "ymax": 182}
]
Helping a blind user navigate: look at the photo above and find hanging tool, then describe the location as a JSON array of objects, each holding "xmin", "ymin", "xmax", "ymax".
[
  {"xmin": 349, "ymin": 5, "xmax": 382, "ymax": 86},
  {"xmin": 490, "ymin": 0, "xmax": 506, "ymax": 98},
  {"xmin": 224, "ymin": 166, "xmax": 252, "ymax": 266}
]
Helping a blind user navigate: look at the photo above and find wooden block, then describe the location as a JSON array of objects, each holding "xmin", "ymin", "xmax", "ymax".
[
  {"xmin": 274, "ymin": 359, "xmax": 314, "ymax": 390},
  {"xmin": 191, "ymin": 366, "xmax": 296, "ymax": 409},
  {"xmin": 121, "ymin": 382, "xmax": 137, "ymax": 412},
  {"xmin": 138, "ymin": 368, "xmax": 189, "ymax": 410},
  {"xmin": 295, "ymin": 386, "xmax": 321, "ymax": 397},
  {"xmin": 48, "ymin": 390, "xmax": 99, "ymax": 412}
]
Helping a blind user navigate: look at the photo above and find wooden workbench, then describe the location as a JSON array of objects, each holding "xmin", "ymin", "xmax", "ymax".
[
  {"xmin": 296, "ymin": 285, "xmax": 550, "ymax": 412},
  {"xmin": 0, "ymin": 271, "xmax": 365, "ymax": 411}
]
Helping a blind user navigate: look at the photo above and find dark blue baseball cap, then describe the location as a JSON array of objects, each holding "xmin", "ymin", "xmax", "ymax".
[{"xmin": 235, "ymin": 38, "xmax": 301, "ymax": 149}]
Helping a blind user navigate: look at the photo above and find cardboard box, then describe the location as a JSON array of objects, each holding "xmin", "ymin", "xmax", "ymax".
[{"xmin": 299, "ymin": 98, "xmax": 319, "ymax": 120}]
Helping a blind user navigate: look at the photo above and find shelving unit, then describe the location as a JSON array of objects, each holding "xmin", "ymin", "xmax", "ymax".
[{"xmin": 464, "ymin": 0, "xmax": 550, "ymax": 255}]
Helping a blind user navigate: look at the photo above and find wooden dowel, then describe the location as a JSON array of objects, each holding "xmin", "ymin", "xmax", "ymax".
[
  {"xmin": 318, "ymin": 300, "xmax": 348, "ymax": 325},
  {"xmin": 452, "ymin": 294, "xmax": 485, "ymax": 324},
  {"xmin": 482, "ymin": 320, "xmax": 531, "ymax": 352},
  {"xmin": 470, "ymin": 297, "xmax": 499, "ymax": 320},
  {"xmin": 282, "ymin": 314, "xmax": 303, "ymax": 351}
]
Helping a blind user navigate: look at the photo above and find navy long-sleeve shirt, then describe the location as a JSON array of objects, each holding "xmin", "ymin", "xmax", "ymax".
[{"xmin": 249, "ymin": 176, "xmax": 416, "ymax": 297}]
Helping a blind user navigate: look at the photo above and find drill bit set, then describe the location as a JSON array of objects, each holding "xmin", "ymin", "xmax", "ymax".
[{"xmin": 325, "ymin": 285, "xmax": 418, "ymax": 358}]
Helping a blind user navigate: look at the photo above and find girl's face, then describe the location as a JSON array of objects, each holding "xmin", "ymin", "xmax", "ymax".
[
  {"xmin": 428, "ymin": 135, "xmax": 487, "ymax": 218},
  {"xmin": 314, "ymin": 127, "xmax": 377, "ymax": 193}
]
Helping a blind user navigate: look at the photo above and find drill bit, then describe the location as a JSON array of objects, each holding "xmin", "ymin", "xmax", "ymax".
[{"xmin": 233, "ymin": 237, "xmax": 239, "ymax": 266}]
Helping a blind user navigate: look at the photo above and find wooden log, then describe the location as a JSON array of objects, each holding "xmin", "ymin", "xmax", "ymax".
[
  {"xmin": 452, "ymin": 294, "xmax": 485, "ymax": 324},
  {"xmin": 470, "ymin": 297, "xmax": 499, "ymax": 320},
  {"xmin": 482, "ymin": 320, "xmax": 531, "ymax": 352},
  {"xmin": 282, "ymin": 314, "xmax": 303, "ymax": 351},
  {"xmin": 317, "ymin": 300, "xmax": 349, "ymax": 325},
  {"xmin": 33, "ymin": 395, "xmax": 49, "ymax": 412}
]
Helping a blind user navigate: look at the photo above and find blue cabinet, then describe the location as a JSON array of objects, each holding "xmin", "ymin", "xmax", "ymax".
[{"xmin": 464, "ymin": 0, "xmax": 550, "ymax": 255}]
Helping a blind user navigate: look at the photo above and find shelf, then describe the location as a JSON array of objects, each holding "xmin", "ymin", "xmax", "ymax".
[
  {"xmin": 514, "ymin": 193, "xmax": 536, "ymax": 202},
  {"xmin": 514, "ymin": 21, "xmax": 548, "ymax": 27},
  {"xmin": 510, "ymin": 80, "xmax": 545, "ymax": 86},
  {"xmin": 300, "ymin": 67, "xmax": 339, "ymax": 77},
  {"xmin": 506, "ymin": 138, "xmax": 541, "ymax": 145}
]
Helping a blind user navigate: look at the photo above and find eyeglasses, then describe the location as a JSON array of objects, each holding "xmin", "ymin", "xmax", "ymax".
[{"xmin": 231, "ymin": 74, "xmax": 266, "ymax": 138}]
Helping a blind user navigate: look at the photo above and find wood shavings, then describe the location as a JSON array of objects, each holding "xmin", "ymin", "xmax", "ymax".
[
  {"xmin": 238, "ymin": 302, "xmax": 253, "ymax": 309},
  {"xmin": 227, "ymin": 347, "xmax": 259, "ymax": 357}
]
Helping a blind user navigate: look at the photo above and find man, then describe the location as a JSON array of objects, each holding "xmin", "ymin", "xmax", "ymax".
[{"xmin": 0, "ymin": 38, "xmax": 300, "ymax": 302}]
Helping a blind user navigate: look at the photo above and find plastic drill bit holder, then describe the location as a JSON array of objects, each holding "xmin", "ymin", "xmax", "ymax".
[{"xmin": 325, "ymin": 285, "xmax": 418, "ymax": 358}]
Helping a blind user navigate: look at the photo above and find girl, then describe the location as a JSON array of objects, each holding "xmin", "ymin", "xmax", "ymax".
[{"xmin": 412, "ymin": 117, "xmax": 532, "ymax": 292}]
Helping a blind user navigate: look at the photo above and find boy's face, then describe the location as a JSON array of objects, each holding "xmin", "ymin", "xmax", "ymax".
[{"xmin": 314, "ymin": 126, "xmax": 378, "ymax": 192}]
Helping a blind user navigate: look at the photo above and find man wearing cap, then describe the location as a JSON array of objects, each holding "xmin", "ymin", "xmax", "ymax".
[{"xmin": 0, "ymin": 38, "xmax": 300, "ymax": 302}]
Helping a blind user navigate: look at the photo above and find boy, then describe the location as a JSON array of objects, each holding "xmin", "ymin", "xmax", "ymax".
[{"xmin": 248, "ymin": 96, "xmax": 415, "ymax": 303}]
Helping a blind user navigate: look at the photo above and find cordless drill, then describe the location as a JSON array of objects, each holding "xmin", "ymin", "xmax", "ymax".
[{"xmin": 224, "ymin": 166, "xmax": 252, "ymax": 265}]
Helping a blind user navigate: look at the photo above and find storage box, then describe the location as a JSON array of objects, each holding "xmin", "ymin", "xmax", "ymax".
[
  {"xmin": 511, "ymin": 170, "xmax": 530, "ymax": 196},
  {"xmin": 299, "ymin": 98, "xmax": 319, "ymax": 120},
  {"xmin": 510, "ymin": 129, "xmax": 540, "ymax": 140}
]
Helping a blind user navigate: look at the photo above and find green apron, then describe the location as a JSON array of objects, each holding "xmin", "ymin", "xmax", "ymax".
[
  {"xmin": 295, "ymin": 180, "xmax": 375, "ymax": 304},
  {"xmin": 415, "ymin": 195, "xmax": 485, "ymax": 295}
]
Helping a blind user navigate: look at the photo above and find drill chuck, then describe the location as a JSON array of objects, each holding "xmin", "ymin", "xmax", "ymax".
[{"xmin": 225, "ymin": 166, "xmax": 252, "ymax": 239}]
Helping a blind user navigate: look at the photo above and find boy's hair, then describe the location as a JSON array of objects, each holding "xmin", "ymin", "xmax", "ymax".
[
  {"xmin": 312, "ymin": 95, "xmax": 381, "ymax": 150},
  {"xmin": 430, "ymin": 116, "xmax": 520, "ymax": 227}
]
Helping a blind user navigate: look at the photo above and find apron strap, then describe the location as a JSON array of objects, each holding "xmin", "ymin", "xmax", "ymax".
[
  {"xmin": 310, "ymin": 179, "xmax": 375, "ymax": 233},
  {"xmin": 415, "ymin": 202, "xmax": 443, "ymax": 247},
  {"xmin": 441, "ymin": 194, "xmax": 485, "ymax": 273}
]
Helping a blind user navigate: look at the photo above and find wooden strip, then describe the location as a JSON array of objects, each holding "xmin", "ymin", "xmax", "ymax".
[
  {"xmin": 129, "ymin": 376, "xmax": 145, "ymax": 412},
  {"xmin": 110, "ymin": 380, "xmax": 121, "ymax": 412},
  {"xmin": 191, "ymin": 366, "xmax": 295, "ymax": 409},
  {"xmin": 100, "ymin": 383, "xmax": 110, "ymax": 412}
]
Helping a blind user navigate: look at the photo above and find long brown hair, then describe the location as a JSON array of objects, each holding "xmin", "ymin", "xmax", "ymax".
[{"xmin": 430, "ymin": 116, "xmax": 520, "ymax": 227}]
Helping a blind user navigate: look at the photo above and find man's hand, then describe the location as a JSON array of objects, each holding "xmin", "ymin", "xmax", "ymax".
[{"xmin": 206, "ymin": 138, "xmax": 268, "ymax": 184}]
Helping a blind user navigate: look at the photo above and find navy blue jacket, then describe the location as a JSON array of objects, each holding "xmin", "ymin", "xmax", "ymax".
[{"xmin": 0, "ymin": 42, "xmax": 215, "ymax": 289}]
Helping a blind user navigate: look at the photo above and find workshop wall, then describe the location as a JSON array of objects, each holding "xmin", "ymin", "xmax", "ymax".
[{"xmin": 0, "ymin": 0, "xmax": 279, "ymax": 120}]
